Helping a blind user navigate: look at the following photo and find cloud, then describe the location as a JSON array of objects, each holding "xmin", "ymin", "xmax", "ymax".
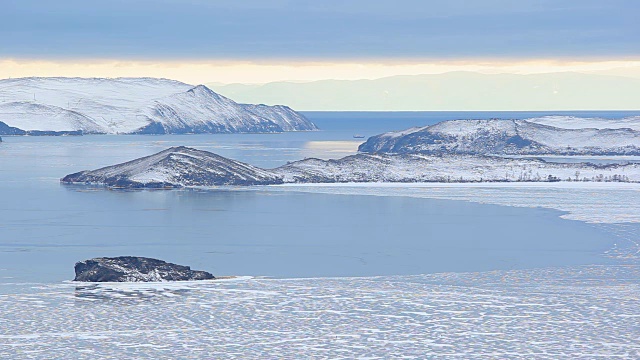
[{"xmin": 1, "ymin": 0, "xmax": 638, "ymax": 60}]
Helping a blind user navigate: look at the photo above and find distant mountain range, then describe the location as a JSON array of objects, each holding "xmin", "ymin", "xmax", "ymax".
[
  {"xmin": 209, "ymin": 71, "xmax": 640, "ymax": 111},
  {"xmin": 0, "ymin": 77, "xmax": 317, "ymax": 135}
]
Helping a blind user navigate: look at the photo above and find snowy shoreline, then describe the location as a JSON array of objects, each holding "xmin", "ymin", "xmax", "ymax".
[
  {"xmin": 266, "ymin": 181, "xmax": 640, "ymax": 225},
  {"xmin": 274, "ymin": 180, "xmax": 640, "ymax": 190}
]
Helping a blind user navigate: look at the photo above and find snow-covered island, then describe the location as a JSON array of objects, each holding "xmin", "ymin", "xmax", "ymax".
[
  {"xmin": 0, "ymin": 77, "xmax": 317, "ymax": 135},
  {"xmin": 359, "ymin": 117, "xmax": 640, "ymax": 156},
  {"xmin": 61, "ymin": 146, "xmax": 640, "ymax": 188},
  {"xmin": 63, "ymin": 147, "xmax": 284, "ymax": 188}
]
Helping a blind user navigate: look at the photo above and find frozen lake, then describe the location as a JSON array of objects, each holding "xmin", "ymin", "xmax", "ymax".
[
  {"xmin": 1, "ymin": 265, "xmax": 639, "ymax": 359},
  {"xmin": 1, "ymin": 111, "xmax": 639, "ymax": 358}
]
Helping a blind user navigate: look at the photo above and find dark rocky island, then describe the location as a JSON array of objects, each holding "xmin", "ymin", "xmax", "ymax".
[{"xmin": 74, "ymin": 256, "xmax": 215, "ymax": 282}]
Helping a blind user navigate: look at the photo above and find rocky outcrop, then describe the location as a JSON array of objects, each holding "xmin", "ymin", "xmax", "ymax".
[{"xmin": 73, "ymin": 256, "xmax": 215, "ymax": 282}]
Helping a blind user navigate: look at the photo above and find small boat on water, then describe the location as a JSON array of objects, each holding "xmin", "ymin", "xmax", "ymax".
[{"xmin": 353, "ymin": 134, "xmax": 365, "ymax": 139}]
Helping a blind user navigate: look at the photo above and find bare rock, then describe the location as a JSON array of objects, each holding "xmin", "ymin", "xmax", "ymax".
[{"xmin": 74, "ymin": 256, "xmax": 215, "ymax": 282}]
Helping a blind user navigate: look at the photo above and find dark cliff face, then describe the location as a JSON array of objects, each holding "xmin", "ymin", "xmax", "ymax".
[
  {"xmin": 0, "ymin": 121, "xmax": 27, "ymax": 135},
  {"xmin": 74, "ymin": 256, "xmax": 215, "ymax": 282}
]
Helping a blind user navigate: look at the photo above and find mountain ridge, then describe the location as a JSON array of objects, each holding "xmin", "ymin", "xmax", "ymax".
[{"xmin": 0, "ymin": 77, "xmax": 317, "ymax": 135}]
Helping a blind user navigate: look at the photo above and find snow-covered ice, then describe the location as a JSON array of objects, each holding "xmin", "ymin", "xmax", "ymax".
[{"xmin": 0, "ymin": 265, "xmax": 638, "ymax": 359}]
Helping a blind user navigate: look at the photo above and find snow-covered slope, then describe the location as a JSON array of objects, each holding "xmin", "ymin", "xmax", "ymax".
[
  {"xmin": 0, "ymin": 77, "xmax": 316, "ymax": 134},
  {"xmin": 61, "ymin": 146, "xmax": 284, "ymax": 188},
  {"xmin": 0, "ymin": 77, "xmax": 189, "ymax": 133},
  {"xmin": 142, "ymin": 85, "xmax": 282, "ymax": 134},
  {"xmin": 527, "ymin": 115, "xmax": 640, "ymax": 131},
  {"xmin": 241, "ymin": 104, "xmax": 318, "ymax": 131},
  {"xmin": 62, "ymin": 147, "xmax": 640, "ymax": 188},
  {"xmin": 0, "ymin": 101, "xmax": 103, "ymax": 134},
  {"xmin": 359, "ymin": 118, "xmax": 640, "ymax": 156}
]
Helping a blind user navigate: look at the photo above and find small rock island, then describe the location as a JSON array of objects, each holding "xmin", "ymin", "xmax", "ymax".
[{"xmin": 74, "ymin": 256, "xmax": 215, "ymax": 282}]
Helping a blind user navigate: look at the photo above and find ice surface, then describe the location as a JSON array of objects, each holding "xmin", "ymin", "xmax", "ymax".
[
  {"xmin": 273, "ymin": 182, "xmax": 640, "ymax": 224},
  {"xmin": 0, "ymin": 266, "xmax": 638, "ymax": 359}
]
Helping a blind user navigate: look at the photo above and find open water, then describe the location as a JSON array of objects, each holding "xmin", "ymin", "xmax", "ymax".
[{"xmin": 1, "ymin": 111, "xmax": 637, "ymax": 283}]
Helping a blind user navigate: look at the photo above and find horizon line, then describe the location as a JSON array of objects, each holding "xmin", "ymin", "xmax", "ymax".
[
  {"xmin": 2, "ymin": 69, "xmax": 640, "ymax": 86},
  {"xmin": 2, "ymin": 58, "xmax": 640, "ymax": 85}
]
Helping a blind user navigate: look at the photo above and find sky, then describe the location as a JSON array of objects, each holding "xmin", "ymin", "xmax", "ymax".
[{"xmin": 1, "ymin": 0, "xmax": 639, "ymax": 84}]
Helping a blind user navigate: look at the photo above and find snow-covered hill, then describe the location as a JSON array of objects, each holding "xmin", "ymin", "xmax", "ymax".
[
  {"xmin": 62, "ymin": 146, "xmax": 640, "ymax": 188},
  {"xmin": 0, "ymin": 77, "xmax": 316, "ymax": 135},
  {"xmin": 358, "ymin": 118, "xmax": 640, "ymax": 156},
  {"xmin": 62, "ymin": 146, "xmax": 284, "ymax": 187}
]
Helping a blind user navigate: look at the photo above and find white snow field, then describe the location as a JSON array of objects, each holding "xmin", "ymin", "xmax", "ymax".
[{"xmin": 0, "ymin": 265, "xmax": 638, "ymax": 359}]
